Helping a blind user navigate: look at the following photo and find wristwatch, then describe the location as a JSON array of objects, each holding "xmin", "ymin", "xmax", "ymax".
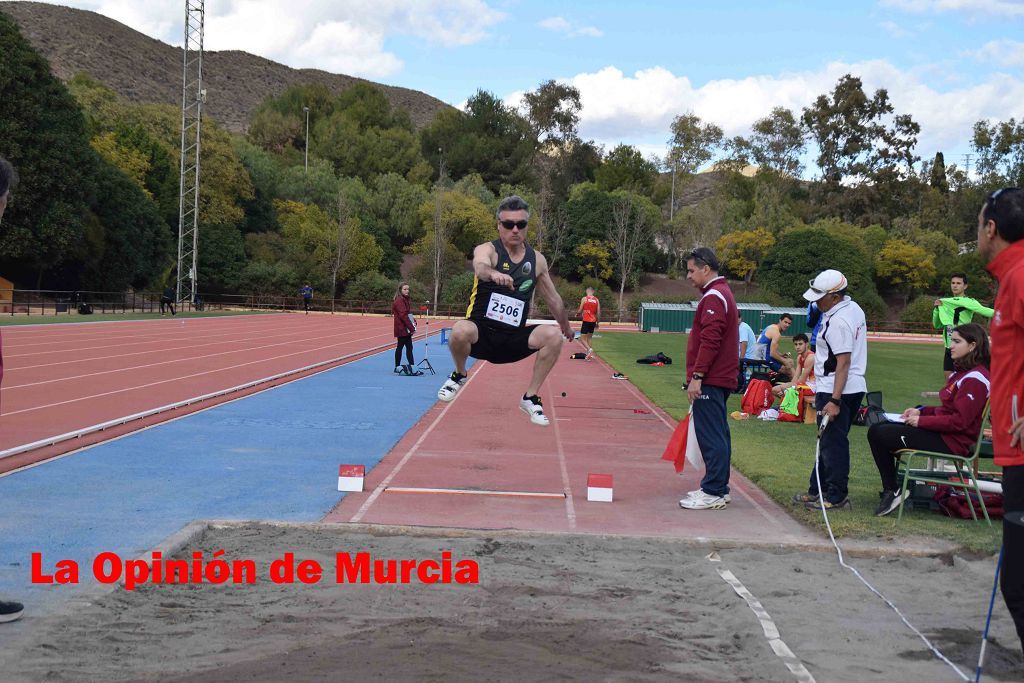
[
  {"xmin": 828, "ymin": 397, "xmax": 841, "ymax": 407},
  {"xmin": 691, "ymin": 373, "xmax": 704, "ymax": 381}
]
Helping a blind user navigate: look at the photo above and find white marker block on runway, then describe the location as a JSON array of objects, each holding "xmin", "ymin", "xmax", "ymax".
[
  {"xmin": 587, "ymin": 473, "xmax": 613, "ymax": 502},
  {"xmin": 338, "ymin": 464, "xmax": 365, "ymax": 492}
]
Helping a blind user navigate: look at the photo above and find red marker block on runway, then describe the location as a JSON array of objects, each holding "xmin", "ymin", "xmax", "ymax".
[
  {"xmin": 337, "ymin": 464, "xmax": 365, "ymax": 492},
  {"xmin": 587, "ymin": 473, "xmax": 613, "ymax": 502}
]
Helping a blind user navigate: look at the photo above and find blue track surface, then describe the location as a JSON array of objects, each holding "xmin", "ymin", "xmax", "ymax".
[{"xmin": 0, "ymin": 338, "xmax": 466, "ymax": 616}]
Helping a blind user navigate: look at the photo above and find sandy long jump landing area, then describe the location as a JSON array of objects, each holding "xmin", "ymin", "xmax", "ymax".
[
  {"xmin": 2, "ymin": 523, "xmax": 1019, "ymax": 682},
  {"xmin": 327, "ymin": 349, "xmax": 819, "ymax": 547}
]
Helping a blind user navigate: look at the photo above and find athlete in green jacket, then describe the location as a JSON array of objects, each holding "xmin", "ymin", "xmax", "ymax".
[{"xmin": 932, "ymin": 272, "xmax": 993, "ymax": 378}]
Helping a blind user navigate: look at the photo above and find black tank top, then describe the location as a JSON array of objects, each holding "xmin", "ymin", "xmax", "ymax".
[{"xmin": 466, "ymin": 240, "xmax": 537, "ymax": 328}]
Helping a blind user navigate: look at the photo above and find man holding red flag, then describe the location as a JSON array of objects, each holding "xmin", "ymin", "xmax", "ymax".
[{"xmin": 679, "ymin": 247, "xmax": 739, "ymax": 510}]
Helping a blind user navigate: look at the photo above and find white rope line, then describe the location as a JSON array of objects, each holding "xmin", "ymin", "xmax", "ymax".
[{"xmin": 812, "ymin": 415, "xmax": 970, "ymax": 681}]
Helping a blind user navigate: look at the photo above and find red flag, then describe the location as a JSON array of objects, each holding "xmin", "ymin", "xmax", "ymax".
[{"xmin": 661, "ymin": 410, "xmax": 703, "ymax": 473}]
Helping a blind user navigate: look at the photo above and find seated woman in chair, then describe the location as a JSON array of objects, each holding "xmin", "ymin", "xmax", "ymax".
[{"xmin": 868, "ymin": 323, "xmax": 990, "ymax": 517}]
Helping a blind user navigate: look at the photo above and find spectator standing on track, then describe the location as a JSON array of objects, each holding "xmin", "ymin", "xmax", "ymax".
[
  {"xmin": 574, "ymin": 287, "xmax": 600, "ymax": 360},
  {"xmin": 300, "ymin": 283, "xmax": 313, "ymax": 315},
  {"xmin": 932, "ymin": 273, "xmax": 993, "ymax": 380},
  {"xmin": 436, "ymin": 195, "xmax": 573, "ymax": 427},
  {"xmin": 679, "ymin": 247, "xmax": 739, "ymax": 511},
  {"xmin": 977, "ymin": 187, "xmax": 1024, "ymax": 654},
  {"xmin": 867, "ymin": 323, "xmax": 990, "ymax": 517},
  {"xmin": 792, "ymin": 269, "xmax": 867, "ymax": 511},
  {"xmin": 160, "ymin": 286, "xmax": 176, "ymax": 316},
  {"xmin": 0, "ymin": 154, "xmax": 25, "ymax": 624},
  {"xmin": 392, "ymin": 282, "xmax": 420, "ymax": 375}
]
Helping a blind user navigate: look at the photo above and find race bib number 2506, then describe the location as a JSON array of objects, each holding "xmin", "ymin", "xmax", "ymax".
[{"xmin": 486, "ymin": 292, "xmax": 524, "ymax": 327}]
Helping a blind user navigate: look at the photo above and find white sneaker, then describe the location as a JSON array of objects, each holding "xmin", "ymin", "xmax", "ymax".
[
  {"xmin": 585, "ymin": 348, "xmax": 594, "ymax": 361},
  {"xmin": 437, "ymin": 372, "xmax": 467, "ymax": 402},
  {"xmin": 679, "ymin": 490, "xmax": 728, "ymax": 510},
  {"xmin": 686, "ymin": 488, "xmax": 731, "ymax": 504},
  {"xmin": 519, "ymin": 395, "xmax": 549, "ymax": 426}
]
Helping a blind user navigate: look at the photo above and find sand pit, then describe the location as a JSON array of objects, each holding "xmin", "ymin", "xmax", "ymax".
[{"xmin": 2, "ymin": 522, "xmax": 1021, "ymax": 682}]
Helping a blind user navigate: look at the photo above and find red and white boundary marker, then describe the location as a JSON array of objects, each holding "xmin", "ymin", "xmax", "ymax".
[
  {"xmin": 337, "ymin": 464, "xmax": 365, "ymax": 492},
  {"xmin": 586, "ymin": 473, "xmax": 613, "ymax": 502}
]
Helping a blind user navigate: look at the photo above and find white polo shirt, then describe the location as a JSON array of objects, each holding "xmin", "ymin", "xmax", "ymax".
[{"xmin": 814, "ymin": 297, "xmax": 867, "ymax": 395}]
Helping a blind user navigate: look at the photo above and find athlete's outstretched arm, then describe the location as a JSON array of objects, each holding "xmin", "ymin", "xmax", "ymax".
[
  {"xmin": 472, "ymin": 242, "xmax": 512, "ymax": 289},
  {"xmin": 535, "ymin": 252, "xmax": 573, "ymax": 339}
]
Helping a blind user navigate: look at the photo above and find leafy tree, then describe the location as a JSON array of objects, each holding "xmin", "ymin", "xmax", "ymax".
[
  {"xmin": 663, "ymin": 196, "xmax": 728, "ymax": 272},
  {"xmin": 666, "ymin": 112, "xmax": 723, "ymax": 175},
  {"xmin": 874, "ymin": 238, "xmax": 936, "ymax": 301},
  {"xmin": 198, "ymin": 222, "xmax": 247, "ymax": 293},
  {"xmin": 523, "ymin": 80, "xmax": 581, "ymax": 145},
  {"xmin": 608, "ymin": 193, "xmax": 657, "ymax": 319},
  {"xmin": 801, "ymin": 74, "xmax": 919, "ymax": 188},
  {"xmin": 715, "ymin": 228, "xmax": 775, "ymax": 284},
  {"xmin": 237, "ymin": 260, "xmax": 298, "ymax": 296},
  {"xmin": 929, "ymin": 151, "xmax": 949, "ymax": 193},
  {"xmin": 759, "ymin": 228, "xmax": 878, "ymax": 309},
  {"xmin": 415, "ymin": 189, "xmax": 493, "ymax": 257},
  {"xmin": 972, "ymin": 118, "xmax": 1024, "ymax": 186},
  {"xmin": 562, "ymin": 183, "xmax": 617, "ymax": 279},
  {"xmin": 594, "ymin": 144, "xmax": 658, "ymax": 194},
  {"xmin": 732, "ymin": 107, "xmax": 805, "ymax": 177},
  {"xmin": 344, "ymin": 270, "xmax": 399, "ymax": 302},
  {"xmin": 420, "ymin": 90, "xmax": 537, "ymax": 193},
  {"xmin": 575, "ymin": 239, "xmax": 614, "ymax": 280},
  {"xmin": 275, "ymin": 159, "xmax": 341, "ymax": 212},
  {"xmin": 0, "ymin": 13, "xmax": 95, "ymax": 286}
]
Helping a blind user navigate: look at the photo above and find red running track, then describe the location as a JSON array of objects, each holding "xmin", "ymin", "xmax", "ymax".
[{"xmin": 0, "ymin": 314, "xmax": 398, "ymax": 472}]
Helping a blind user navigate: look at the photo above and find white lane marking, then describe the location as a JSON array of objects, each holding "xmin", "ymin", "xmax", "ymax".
[
  {"xmin": 546, "ymin": 387, "xmax": 577, "ymax": 529},
  {"xmin": 348, "ymin": 365, "xmax": 483, "ymax": 524},
  {"xmin": 715, "ymin": 566, "xmax": 815, "ymax": 683}
]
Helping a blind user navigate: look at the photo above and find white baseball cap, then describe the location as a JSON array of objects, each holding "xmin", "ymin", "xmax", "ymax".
[{"xmin": 803, "ymin": 269, "xmax": 848, "ymax": 302}]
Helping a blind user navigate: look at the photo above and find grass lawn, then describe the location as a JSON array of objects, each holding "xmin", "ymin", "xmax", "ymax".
[
  {"xmin": 0, "ymin": 310, "xmax": 280, "ymax": 326},
  {"xmin": 593, "ymin": 331, "xmax": 1001, "ymax": 554}
]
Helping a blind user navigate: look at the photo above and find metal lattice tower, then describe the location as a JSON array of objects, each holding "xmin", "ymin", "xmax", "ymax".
[{"xmin": 176, "ymin": 0, "xmax": 205, "ymax": 305}]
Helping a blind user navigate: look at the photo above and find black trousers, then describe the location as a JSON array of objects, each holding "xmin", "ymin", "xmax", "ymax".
[
  {"xmin": 303, "ymin": 298, "xmax": 311, "ymax": 313},
  {"xmin": 1002, "ymin": 465, "xmax": 1024, "ymax": 655},
  {"xmin": 160, "ymin": 298, "xmax": 175, "ymax": 315},
  {"xmin": 866, "ymin": 422, "xmax": 952, "ymax": 492},
  {"xmin": 395, "ymin": 335, "xmax": 413, "ymax": 366}
]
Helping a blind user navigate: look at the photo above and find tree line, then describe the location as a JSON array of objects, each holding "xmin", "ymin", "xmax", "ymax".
[{"xmin": 1, "ymin": 12, "xmax": 1022, "ymax": 321}]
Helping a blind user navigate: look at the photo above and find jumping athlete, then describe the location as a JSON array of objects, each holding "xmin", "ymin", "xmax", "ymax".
[
  {"xmin": 437, "ymin": 195, "xmax": 573, "ymax": 426},
  {"xmin": 575, "ymin": 287, "xmax": 601, "ymax": 360}
]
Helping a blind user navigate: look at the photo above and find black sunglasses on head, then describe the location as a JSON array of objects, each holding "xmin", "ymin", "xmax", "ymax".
[{"xmin": 499, "ymin": 219, "xmax": 528, "ymax": 231}]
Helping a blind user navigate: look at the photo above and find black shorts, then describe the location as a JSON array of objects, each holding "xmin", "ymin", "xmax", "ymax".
[
  {"xmin": 469, "ymin": 320, "xmax": 538, "ymax": 364},
  {"xmin": 581, "ymin": 321, "xmax": 597, "ymax": 335},
  {"xmin": 943, "ymin": 347, "xmax": 954, "ymax": 372}
]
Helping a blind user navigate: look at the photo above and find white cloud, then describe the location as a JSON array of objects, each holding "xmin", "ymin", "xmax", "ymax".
[
  {"xmin": 966, "ymin": 39, "xmax": 1024, "ymax": 66},
  {"xmin": 35, "ymin": 0, "xmax": 505, "ymax": 78},
  {"xmin": 880, "ymin": 0, "xmax": 1024, "ymax": 17},
  {"xmin": 879, "ymin": 20, "xmax": 913, "ymax": 37},
  {"xmin": 547, "ymin": 60, "xmax": 1024, "ymax": 166},
  {"xmin": 538, "ymin": 15, "xmax": 604, "ymax": 38}
]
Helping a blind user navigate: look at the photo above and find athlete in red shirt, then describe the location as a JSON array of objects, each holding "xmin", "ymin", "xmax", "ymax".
[
  {"xmin": 574, "ymin": 288, "xmax": 601, "ymax": 360},
  {"xmin": 979, "ymin": 187, "xmax": 1024, "ymax": 654}
]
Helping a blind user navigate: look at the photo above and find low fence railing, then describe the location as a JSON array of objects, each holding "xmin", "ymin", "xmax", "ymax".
[{"xmin": 0, "ymin": 288, "xmax": 948, "ymax": 336}]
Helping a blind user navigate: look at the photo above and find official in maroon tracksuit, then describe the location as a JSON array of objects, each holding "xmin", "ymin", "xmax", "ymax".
[{"xmin": 680, "ymin": 248, "xmax": 740, "ymax": 510}]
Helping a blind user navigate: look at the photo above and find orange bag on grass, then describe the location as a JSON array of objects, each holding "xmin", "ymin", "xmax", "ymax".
[{"xmin": 741, "ymin": 379, "xmax": 773, "ymax": 416}]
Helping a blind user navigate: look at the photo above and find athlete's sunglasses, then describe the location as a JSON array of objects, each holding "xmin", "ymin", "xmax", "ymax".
[{"xmin": 499, "ymin": 219, "xmax": 528, "ymax": 231}]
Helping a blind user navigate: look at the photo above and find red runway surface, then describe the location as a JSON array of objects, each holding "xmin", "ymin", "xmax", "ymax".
[
  {"xmin": 326, "ymin": 348, "xmax": 819, "ymax": 545},
  {"xmin": 0, "ymin": 314, "xmax": 397, "ymax": 473}
]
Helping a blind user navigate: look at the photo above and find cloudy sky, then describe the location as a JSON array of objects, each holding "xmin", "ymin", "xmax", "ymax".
[{"xmin": 24, "ymin": 0, "xmax": 1024, "ymax": 175}]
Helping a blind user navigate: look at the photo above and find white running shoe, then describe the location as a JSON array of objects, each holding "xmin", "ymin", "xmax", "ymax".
[
  {"xmin": 437, "ymin": 372, "xmax": 467, "ymax": 402},
  {"xmin": 519, "ymin": 395, "xmax": 549, "ymax": 426},
  {"xmin": 686, "ymin": 488, "xmax": 731, "ymax": 504},
  {"xmin": 679, "ymin": 490, "xmax": 728, "ymax": 510},
  {"xmin": 585, "ymin": 348, "xmax": 594, "ymax": 361}
]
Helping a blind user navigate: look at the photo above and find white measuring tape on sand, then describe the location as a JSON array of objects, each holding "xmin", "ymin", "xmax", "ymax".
[
  {"xmin": 810, "ymin": 415, "xmax": 971, "ymax": 682},
  {"xmin": 707, "ymin": 552, "xmax": 815, "ymax": 682}
]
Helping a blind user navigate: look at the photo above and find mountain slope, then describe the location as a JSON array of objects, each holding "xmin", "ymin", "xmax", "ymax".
[{"xmin": 0, "ymin": 1, "xmax": 452, "ymax": 133}]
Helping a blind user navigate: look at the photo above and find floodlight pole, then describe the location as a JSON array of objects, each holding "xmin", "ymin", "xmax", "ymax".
[
  {"xmin": 176, "ymin": 0, "xmax": 205, "ymax": 306},
  {"xmin": 303, "ymin": 106, "xmax": 310, "ymax": 172}
]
